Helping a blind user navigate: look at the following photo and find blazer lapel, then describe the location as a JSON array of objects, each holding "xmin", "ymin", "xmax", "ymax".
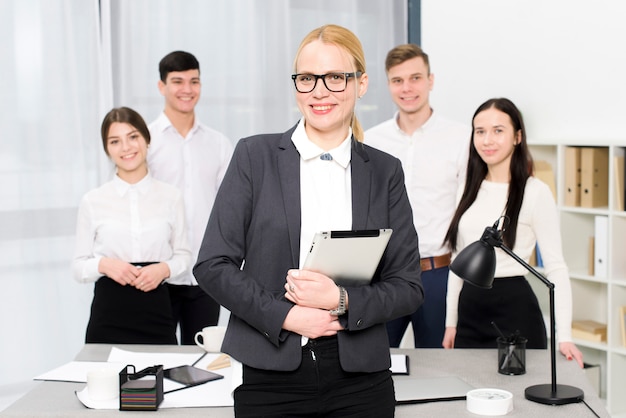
[
  {"xmin": 351, "ymin": 140, "xmax": 371, "ymax": 230},
  {"xmin": 277, "ymin": 128, "xmax": 302, "ymax": 268}
]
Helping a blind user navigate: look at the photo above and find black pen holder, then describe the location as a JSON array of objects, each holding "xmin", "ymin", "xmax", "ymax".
[
  {"xmin": 119, "ymin": 364, "xmax": 164, "ymax": 411},
  {"xmin": 497, "ymin": 336, "xmax": 527, "ymax": 375}
]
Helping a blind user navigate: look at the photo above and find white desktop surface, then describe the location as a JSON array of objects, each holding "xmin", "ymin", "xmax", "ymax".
[{"xmin": 2, "ymin": 344, "xmax": 610, "ymax": 417}]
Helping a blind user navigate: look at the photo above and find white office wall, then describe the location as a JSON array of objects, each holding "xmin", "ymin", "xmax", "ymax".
[{"xmin": 421, "ymin": 0, "xmax": 626, "ymax": 141}]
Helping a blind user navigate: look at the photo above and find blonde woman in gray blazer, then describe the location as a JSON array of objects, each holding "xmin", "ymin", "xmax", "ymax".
[{"xmin": 194, "ymin": 24, "xmax": 423, "ymax": 418}]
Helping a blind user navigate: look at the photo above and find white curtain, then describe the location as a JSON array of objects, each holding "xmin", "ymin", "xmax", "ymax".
[
  {"xmin": 0, "ymin": 0, "xmax": 407, "ymax": 401},
  {"xmin": 0, "ymin": 0, "xmax": 107, "ymax": 396},
  {"xmin": 109, "ymin": 0, "xmax": 407, "ymax": 141}
]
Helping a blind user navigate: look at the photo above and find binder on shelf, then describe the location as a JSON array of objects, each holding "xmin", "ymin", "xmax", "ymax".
[
  {"xmin": 535, "ymin": 244, "xmax": 543, "ymax": 268},
  {"xmin": 587, "ymin": 236, "xmax": 595, "ymax": 276},
  {"xmin": 529, "ymin": 247, "xmax": 537, "ymax": 267},
  {"xmin": 593, "ymin": 216, "xmax": 608, "ymax": 279},
  {"xmin": 619, "ymin": 306, "xmax": 626, "ymax": 347},
  {"xmin": 534, "ymin": 160, "xmax": 556, "ymax": 200},
  {"xmin": 564, "ymin": 146, "xmax": 581, "ymax": 206},
  {"xmin": 580, "ymin": 147, "xmax": 609, "ymax": 208},
  {"xmin": 613, "ymin": 155, "xmax": 625, "ymax": 211}
]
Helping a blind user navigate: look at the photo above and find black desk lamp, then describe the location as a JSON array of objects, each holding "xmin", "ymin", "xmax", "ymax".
[{"xmin": 450, "ymin": 219, "xmax": 584, "ymax": 405}]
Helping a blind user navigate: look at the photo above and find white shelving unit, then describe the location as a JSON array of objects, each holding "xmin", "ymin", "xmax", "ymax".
[{"xmin": 529, "ymin": 141, "xmax": 626, "ymax": 417}]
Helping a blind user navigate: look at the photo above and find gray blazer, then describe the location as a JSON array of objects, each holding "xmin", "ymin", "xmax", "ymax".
[{"xmin": 194, "ymin": 124, "xmax": 423, "ymax": 373}]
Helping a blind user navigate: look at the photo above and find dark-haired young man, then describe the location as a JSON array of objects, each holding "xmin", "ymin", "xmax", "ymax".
[
  {"xmin": 365, "ymin": 44, "xmax": 469, "ymax": 348},
  {"xmin": 148, "ymin": 51, "xmax": 233, "ymax": 344}
]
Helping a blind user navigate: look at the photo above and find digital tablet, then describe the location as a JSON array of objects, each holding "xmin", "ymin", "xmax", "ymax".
[
  {"xmin": 302, "ymin": 229, "xmax": 392, "ymax": 286},
  {"xmin": 163, "ymin": 365, "xmax": 223, "ymax": 388}
]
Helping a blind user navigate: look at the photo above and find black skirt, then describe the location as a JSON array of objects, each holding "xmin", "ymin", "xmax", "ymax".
[
  {"xmin": 455, "ymin": 276, "xmax": 547, "ymax": 349},
  {"xmin": 85, "ymin": 271, "xmax": 176, "ymax": 345}
]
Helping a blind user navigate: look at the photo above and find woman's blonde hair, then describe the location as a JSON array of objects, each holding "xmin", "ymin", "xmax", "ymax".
[{"xmin": 293, "ymin": 24, "xmax": 366, "ymax": 141}]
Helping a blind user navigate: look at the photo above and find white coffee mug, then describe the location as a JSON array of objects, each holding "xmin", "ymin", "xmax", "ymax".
[
  {"xmin": 194, "ymin": 325, "xmax": 226, "ymax": 352},
  {"xmin": 87, "ymin": 368, "xmax": 118, "ymax": 401}
]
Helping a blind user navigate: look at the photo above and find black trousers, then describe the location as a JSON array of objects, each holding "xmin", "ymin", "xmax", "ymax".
[
  {"xmin": 386, "ymin": 266, "xmax": 448, "ymax": 348},
  {"xmin": 455, "ymin": 276, "xmax": 547, "ymax": 349},
  {"xmin": 166, "ymin": 284, "xmax": 220, "ymax": 344},
  {"xmin": 234, "ymin": 336, "xmax": 395, "ymax": 418}
]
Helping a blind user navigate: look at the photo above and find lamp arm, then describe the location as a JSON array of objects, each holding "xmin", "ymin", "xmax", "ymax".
[
  {"xmin": 498, "ymin": 243, "xmax": 558, "ymax": 393},
  {"xmin": 496, "ymin": 243, "xmax": 554, "ymax": 290}
]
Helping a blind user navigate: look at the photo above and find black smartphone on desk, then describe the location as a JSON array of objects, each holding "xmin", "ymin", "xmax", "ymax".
[{"xmin": 163, "ymin": 365, "xmax": 223, "ymax": 392}]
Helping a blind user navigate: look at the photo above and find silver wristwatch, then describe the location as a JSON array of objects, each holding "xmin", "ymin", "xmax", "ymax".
[{"xmin": 329, "ymin": 285, "xmax": 347, "ymax": 316}]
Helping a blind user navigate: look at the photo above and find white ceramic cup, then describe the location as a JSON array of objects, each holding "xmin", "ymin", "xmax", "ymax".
[
  {"xmin": 194, "ymin": 325, "xmax": 226, "ymax": 352},
  {"xmin": 87, "ymin": 368, "xmax": 118, "ymax": 401}
]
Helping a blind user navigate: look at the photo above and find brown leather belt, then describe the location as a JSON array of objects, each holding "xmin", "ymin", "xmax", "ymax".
[{"xmin": 420, "ymin": 253, "xmax": 451, "ymax": 272}]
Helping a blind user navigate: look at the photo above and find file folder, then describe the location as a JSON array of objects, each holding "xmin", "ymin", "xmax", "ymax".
[
  {"xmin": 614, "ymin": 155, "xmax": 625, "ymax": 211},
  {"xmin": 587, "ymin": 236, "xmax": 595, "ymax": 276},
  {"xmin": 581, "ymin": 147, "xmax": 609, "ymax": 208},
  {"xmin": 564, "ymin": 146, "xmax": 581, "ymax": 207},
  {"xmin": 534, "ymin": 160, "xmax": 556, "ymax": 200},
  {"xmin": 593, "ymin": 216, "xmax": 608, "ymax": 278}
]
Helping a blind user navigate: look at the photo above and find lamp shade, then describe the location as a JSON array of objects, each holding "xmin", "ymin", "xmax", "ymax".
[{"xmin": 450, "ymin": 240, "xmax": 496, "ymax": 289}]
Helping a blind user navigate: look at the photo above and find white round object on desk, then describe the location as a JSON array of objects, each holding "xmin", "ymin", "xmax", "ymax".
[
  {"xmin": 466, "ymin": 388, "xmax": 513, "ymax": 416},
  {"xmin": 87, "ymin": 369, "xmax": 118, "ymax": 401}
]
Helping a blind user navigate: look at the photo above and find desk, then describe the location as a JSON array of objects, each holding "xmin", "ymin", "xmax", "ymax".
[{"xmin": 2, "ymin": 345, "xmax": 610, "ymax": 417}]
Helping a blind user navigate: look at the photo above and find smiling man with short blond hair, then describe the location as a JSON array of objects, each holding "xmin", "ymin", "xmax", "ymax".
[{"xmin": 365, "ymin": 44, "xmax": 470, "ymax": 348}]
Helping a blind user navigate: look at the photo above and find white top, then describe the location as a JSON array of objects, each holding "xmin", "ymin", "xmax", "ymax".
[
  {"xmin": 291, "ymin": 119, "xmax": 353, "ymax": 268},
  {"xmin": 72, "ymin": 174, "xmax": 191, "ymax": 283},
  {"xmin": 445, "ymin": 177, "xmax": 574, "ymax": 342},
  {"xmin": 291, "ymin": 119, "xmax": 353, "ymax": 347},
  {"xmin": 364, "ymin": 111, "xmax": 469, "ymax": 257},
  {"xmin": 148, "ymin": 113, "xmax": 234, "ymax": 285}
]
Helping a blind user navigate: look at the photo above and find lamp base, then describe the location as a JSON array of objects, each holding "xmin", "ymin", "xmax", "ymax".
[{"xmin": 525, "ymin": 384, "xmax": 584, "ymax": 405}]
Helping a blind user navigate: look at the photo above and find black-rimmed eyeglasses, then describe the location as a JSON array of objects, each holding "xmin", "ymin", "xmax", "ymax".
[{"xmin": 291, "ymin": 72, "xmax": 362, "ymax": 93}]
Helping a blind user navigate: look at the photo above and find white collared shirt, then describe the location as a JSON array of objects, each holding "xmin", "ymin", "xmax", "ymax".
[
  {"xmin": 72, "ymin": 174, "xmax": 191, "ymax": 283},
  {"xmin": 291, "ymin": 119, "xmax": 353, "ymax": 269},
  {"xmin": 445, "ymin": 177, "xmax": 573, "ymax": 342},
  {"xmin": 148, "ymin": 112, "xmax": 233, "ymax": 285},
  {"xmin": 365, "ymin": 111, "xmax": 470, "ymax": 258}
]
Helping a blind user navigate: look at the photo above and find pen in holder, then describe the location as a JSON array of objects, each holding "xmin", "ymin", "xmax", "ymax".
[
  {"xmin": 492, "ymin": 322, "xmax": 526, "ymax": 376},
  {"xmin": 119, "ymin": 364, "xmax": 164, "ymax": 411},
  {"xmin": 497, "ymin": 335, "xmax": 527, "ymax": 375}
]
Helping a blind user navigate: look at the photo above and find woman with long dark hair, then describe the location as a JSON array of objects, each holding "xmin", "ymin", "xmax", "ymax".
[{"xmin": 442, "ymin": 98, "xmax": 583, "ymax": 367}]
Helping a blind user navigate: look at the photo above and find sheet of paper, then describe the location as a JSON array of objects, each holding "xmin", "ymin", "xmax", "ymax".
[
  {"xmin": 391, "ymin": 354, "xmax": 408, "ymax": 374},
  {"xmin": 34, "ymin": 361, "xmax": 125, "ymax": 383},
  {"xmin": 75, "ymin": 386, "xmax": 118, "ymax": 409},
  {"xmin": 35, "ymin": 347, "xmax": 207, "ymax": 383},
  {"xmin": 107, "ymin": 347, "xmax": 203, "ymax": 370}
]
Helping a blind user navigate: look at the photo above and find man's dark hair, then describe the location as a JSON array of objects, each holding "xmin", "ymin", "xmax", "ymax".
[{"xmin": 159, "ymin": 51, "xmax": 200, "ymax": 82}]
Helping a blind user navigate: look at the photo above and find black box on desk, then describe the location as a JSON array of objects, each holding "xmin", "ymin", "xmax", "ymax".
[{"xmin": 119, "ymin": 364, "xmax": 164, "ymax": 411}]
